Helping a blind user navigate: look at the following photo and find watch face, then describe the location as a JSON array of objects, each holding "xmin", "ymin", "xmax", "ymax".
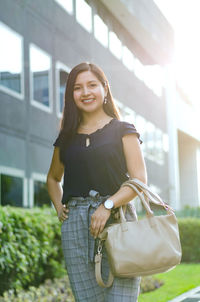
[{"xmin": 104, "ymin": 199, "xmax": 114, "ymax": 209}]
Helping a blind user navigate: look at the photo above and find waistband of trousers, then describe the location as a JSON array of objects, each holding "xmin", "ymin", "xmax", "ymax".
[{"xmin": 65, "ymin": 194, "xmax": 111, "ymax": 207}]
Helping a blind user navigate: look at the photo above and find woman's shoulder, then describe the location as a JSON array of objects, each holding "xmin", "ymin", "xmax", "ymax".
[
  {"xmin": 114, "ymin": 118, "xmax": 137, "ymax": 130},
  {"xmin": 114, "ymin": 119, "xmax": 142, "ymax": 144}
]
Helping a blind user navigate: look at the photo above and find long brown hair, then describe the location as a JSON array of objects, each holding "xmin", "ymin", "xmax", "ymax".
[{"xmin": 57, "ymin": 62, "xmax": 121, "ymax": 164}]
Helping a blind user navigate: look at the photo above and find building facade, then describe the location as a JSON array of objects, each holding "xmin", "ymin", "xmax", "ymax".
[{"xmin": 0, "ymin": 0, "xmax": 199, "ymax": 209}]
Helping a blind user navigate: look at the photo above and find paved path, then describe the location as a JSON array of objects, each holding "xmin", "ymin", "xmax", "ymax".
[{"xmin": 169, "ymin": 286, "xmax": 200, "ymax": 302}]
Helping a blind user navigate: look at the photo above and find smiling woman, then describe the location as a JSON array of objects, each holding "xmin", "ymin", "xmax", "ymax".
[
  {"xmin": 46, "ymin": 62, "xmax": 146, "ymax": 302},
  {"xmin": 73, "ymin": 71, "xmax": 108, "ymax": 126}
]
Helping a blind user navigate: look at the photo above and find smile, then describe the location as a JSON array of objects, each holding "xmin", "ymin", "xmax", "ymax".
[{"xmin": 82, "ymin": 99, "xmax": 95, "ymax": 104}]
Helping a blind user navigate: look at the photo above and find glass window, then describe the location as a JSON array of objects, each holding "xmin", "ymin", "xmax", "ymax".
[
  {"xmin": 0, "ymin": 174, "xmax": 23, "ymax": 207},
  {"xmin": 144, "ymin": 65, "xmax": 163, "ymax": 97},
  {"xmin": 34, "ymin": 180, "xmax": 52, "ymax": 207},
  {"xmin": 55, "ymin": 0, "xmax": 73, "ymax": 14},
  {"xmin": 113, "ymin": 99, "xmax": 123, "ymax": 119},
  {"xmin": 122, "ymin": 46, "xmax": 134, "ymax": 71},
  {"xmin": 133, "ymin": 58, "xmax": 144, "ymax": 82},
  {"xmin": 58, "ymin": 69, "xmax": 68, "ymax": 115},
  {"xmin": 135, "ymin": 115, "xmax": 146, "ymax": 137},
  {"xmin": 114, "ymin": 99, "xmax": 123, "ymax": 110},
  {"xmin": 117, "ymin": 106, "xmax": 126, "ymax": 120},
  {"xmin": 143, "ymin": 65, "xmax": 152, "ymax": 90},
  {"xmin": 163, "ymin": 134, "xmax": 169, "ymax": 153},
  {"xmin": 94, "ymin": 14, "xmax": 108, "ymax": 48},
  {"xmin": 123, "ymin": 107, "xmax": 136, "ymax": 123},
  {"xmin": 155, "ymin": 128, "xmax": 164, "ymax": 164},
  {"xmin": 30, "ymin": 44, "xmax": 51, "ymax": 110},
  {"xmin": 146, "ymin": 122, "xmax": 156, "ymax": 158},
  {"xmin": 109, "ymin": 31, "xmax": 122, "ymax": 60},
  {"xmin": 135, "ymin": 115, "xmax": 147, "ymax": 154},
  {"xmin": 76, "ymin": 0, "xmax": 92, "ymax": 33},
  {"xmin": 0, "ymin": 22, "xmax": 23, "ymax": 97}
]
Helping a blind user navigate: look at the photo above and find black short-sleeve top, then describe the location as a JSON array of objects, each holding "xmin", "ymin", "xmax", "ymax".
[{"xmin": 53, "ymin": 118, "xmax": 142, "ymax": 204}]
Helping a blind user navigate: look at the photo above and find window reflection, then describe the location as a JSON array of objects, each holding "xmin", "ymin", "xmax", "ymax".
[
  {"xmin": 122, "ymin": 46, "xmax": 134, "ymax": 71},
  {"xmin": 94, "ymin": 15, "xmax": 108, "ymax": 48},
  {"xmin": 133, "ymin": 58, "xmax": 144, "ymax": 82},
  {"xmin": 114, "ymin": 99, "xmax": 167, "ymax": 164},
  {"xmin": 30, "ymin": 44, "xmax": 51, "ymax": 109},
  {"xmin": 0, "ymin": 22, "xmax": 23, "ymax": 96},
  {"xmin": 34, "ymin": 180, "xmax": 51, "ymax": 207},
  {"xmin": 55, "ymin": 0, "xmax": 73, "ymax": 14},
  {"xmin": 135, "ymin": 115, "xmax": 147, "ymax": 154},
  {"xmin": 155, "ymin": 128, "xmax": 164, "ymax": 164},
  {"xmin": 76, "ymin": 0, "xmax": 92, "ymax": 33},
  {"xmin": 143, "ymin": 65, "xmax": 163, "ymax": 97},
  {"xmin": 163, "ymin": 134, "xmax": 169, "ymax": 153},
  {"xmin": 109, "ymin": 31, "xmax": 122, "ymax": 59},
  {"xmin": 123, "ymin": 107, "xmax": 135, "ymax": 123},
  {"xmin": 59, "ymin": 69, "xmax": 68, "ymax": 115},
  {"xmin": 146, "ymin": 122, "xmax": 155, "ymax": 158},
  {"xmin": 1, "ymin": 174, "xmax": 23, "ymax": 207}
]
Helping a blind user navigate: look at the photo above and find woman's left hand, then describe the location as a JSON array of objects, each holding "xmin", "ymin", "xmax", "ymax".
[{"xmin": 90, "ymin": 204, "xmax": 111, "ymax": 239}]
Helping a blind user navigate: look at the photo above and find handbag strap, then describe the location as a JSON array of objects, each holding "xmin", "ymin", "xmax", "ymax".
[
  {"xmin": 95, "ymin": 184, "xmax": 155, "ymax": 288},
  {"xmin": 95, "ymin": 178, "xmax": 174, "ymax": 288},
  {"xmin": 95, "ymin": 243, "xmax": 114, "ymax": 288},
  {"xmin": 120, "ymin": 182, "xmax": 154, "ymax": 219},
  {"xmin": 121, "ymin": 178, "xmax": 173, "ymax": 214},
  {"xmin": 128, "ymin": 178, "xmax": 172, "ymax": 210}
]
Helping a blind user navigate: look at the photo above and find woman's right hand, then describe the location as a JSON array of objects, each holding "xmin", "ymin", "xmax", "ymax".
[{"xmin": 57, "ymin": 205, "xmax": 69, "ymax": 223}]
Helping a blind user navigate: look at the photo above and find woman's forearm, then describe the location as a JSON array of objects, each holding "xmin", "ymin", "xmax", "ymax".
[
  {"xmin": 109, "ymin": 176, "xmax": 147, "ymax": 209},
  {"xmin": 46, "ymin": 176, "xmax": 63, "ymax": 214}
]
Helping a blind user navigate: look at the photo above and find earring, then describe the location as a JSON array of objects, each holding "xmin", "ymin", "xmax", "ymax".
[{"xmin": 104, "ymin": 97, "xmax": 108, "ymax": 104}]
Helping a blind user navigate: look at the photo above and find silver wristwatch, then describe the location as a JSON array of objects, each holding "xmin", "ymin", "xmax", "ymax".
[{"xmin": 103, "ymin": 199, "xmax": 114, "ymax": 210}]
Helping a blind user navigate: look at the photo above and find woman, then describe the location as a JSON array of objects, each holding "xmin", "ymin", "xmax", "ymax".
[{"xmin": 46, "ymin": 62, "xmax": 147, "ymax": 302}]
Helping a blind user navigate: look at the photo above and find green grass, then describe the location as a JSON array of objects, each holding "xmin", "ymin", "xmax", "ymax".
[{"xmin": 139, "ymin": 263, "xmax": 200, "ymax": 302}]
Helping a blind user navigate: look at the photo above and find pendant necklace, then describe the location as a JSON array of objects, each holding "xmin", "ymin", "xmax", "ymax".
[
  {"xmin": 86, "ymin": 135, "xmax": 90, "ymax": 147},
  {"xmin": 79, "ymin": 119, "xmax": 106, "ymax": 148},
  {"xmin": 79, "ymin": 118, "xmax": 112, "ymax": 148}
]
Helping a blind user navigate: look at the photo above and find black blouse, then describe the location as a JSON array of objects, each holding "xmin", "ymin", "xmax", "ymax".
[{"xmin": 53, "ymin": 118, "xmax": 142, "ymax": 204}]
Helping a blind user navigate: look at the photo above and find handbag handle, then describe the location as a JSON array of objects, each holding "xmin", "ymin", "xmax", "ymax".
[
  {"xmin": 121, "ymin": 178, "xmax": 173, "ymax": 214},
  {"xmin": 121, "ymin": 179, "xmax": 162, "ymax": 206},
  {"xmin": 128, "ymin": 178, "xmax": 172, "ymax": 210},
  {"xmin": 119, "ymin": 182, "xmax": 154, "ymax": 224},
  {"xmin": 95, "ymin": 183, "xmax": 155, "ymax": 287},
  {"xmin": 95, "ymin": 251, "xmax": 114, "ymax": 288},
  {"xmin": 95, "ymin": 178, "xmax": 174, "ymax": 288}
]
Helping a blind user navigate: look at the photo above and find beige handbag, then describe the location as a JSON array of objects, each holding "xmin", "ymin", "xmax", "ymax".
[{"xmin": 95, "ymin": 178, "xmax": 182, "ymax": 288}]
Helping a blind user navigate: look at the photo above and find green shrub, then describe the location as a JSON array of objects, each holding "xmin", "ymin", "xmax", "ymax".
[
  {"xmin": 0, "ymin": 206, "xmax": 199, "ymax": 298},
  {"xmin": 0, "ymin": 275, "xmax": 163, "ymax": 301},
  {"xmin": 138, "ymin": 206, "xmax": 200, "ymax": 263},
  {"xmin": 176, "ymin": 206, "xmax": 200, "ymax": 218},
  {"xmin": 178, "ymin": 218, "xmax": 200, "ymax": 262},
  {"xmin": 0, "ymin": 205, "xmax": 65, "ymax": 296},
  {"xmin": 0, "ymin": 277, "xmax": 74, "ymax": 302},
  {"xmin": 140, "ymin": 276, "xmax": 164, "ymax": 293}
]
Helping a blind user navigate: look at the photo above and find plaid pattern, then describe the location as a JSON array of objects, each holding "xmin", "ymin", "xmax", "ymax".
[{"xmin": 61, "ymin": 192, "xmax": 141, "ymax": 302}]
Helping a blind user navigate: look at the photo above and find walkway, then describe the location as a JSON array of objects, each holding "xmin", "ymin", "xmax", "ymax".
[{"xmin": 169, "ymin": 286, "xmax": 200, "ymax": 302}]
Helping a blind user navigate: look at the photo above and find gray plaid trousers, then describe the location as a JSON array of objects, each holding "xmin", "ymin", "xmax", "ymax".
[{"xmin": 61, "ymin": 191, "xmax": 141, "ymax": 302}]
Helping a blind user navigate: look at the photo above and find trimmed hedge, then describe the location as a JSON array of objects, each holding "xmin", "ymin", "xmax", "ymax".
[
  {"xmin": 176, "ymin": 206, "xmax": 200, "ymax": 218},
  {"xmin": 0, "ymin": 206, "xmax": 200, "ymax": 297},
  {"xmin": 0, "ymin": 275, "xmax": 164, "ymax": 301},
  {"xmin": 0, "ymin": 205, "xmax": 65, "ymax": 296},
  {"xmin": 178, "ymin": 218, "xmax": 200, "ymax": 262},
  {"xmin": 0, "ymin": 277, "xmax": 75, "ymax": 302}
]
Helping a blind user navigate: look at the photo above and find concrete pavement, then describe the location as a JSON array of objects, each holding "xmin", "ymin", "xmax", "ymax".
[{"xmin": 169, "ymin": 286, "xmax": 200, "ymax": 302}]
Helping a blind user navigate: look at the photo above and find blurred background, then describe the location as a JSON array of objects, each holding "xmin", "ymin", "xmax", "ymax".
[{"xmin": 0, "ymin": 0, "xmax": 199, "ymax": 210}]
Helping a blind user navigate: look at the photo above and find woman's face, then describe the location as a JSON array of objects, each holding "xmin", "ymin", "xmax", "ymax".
[{"xmin": 73, "ymin": 70, "xmax": 107, "ymax": 114}]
